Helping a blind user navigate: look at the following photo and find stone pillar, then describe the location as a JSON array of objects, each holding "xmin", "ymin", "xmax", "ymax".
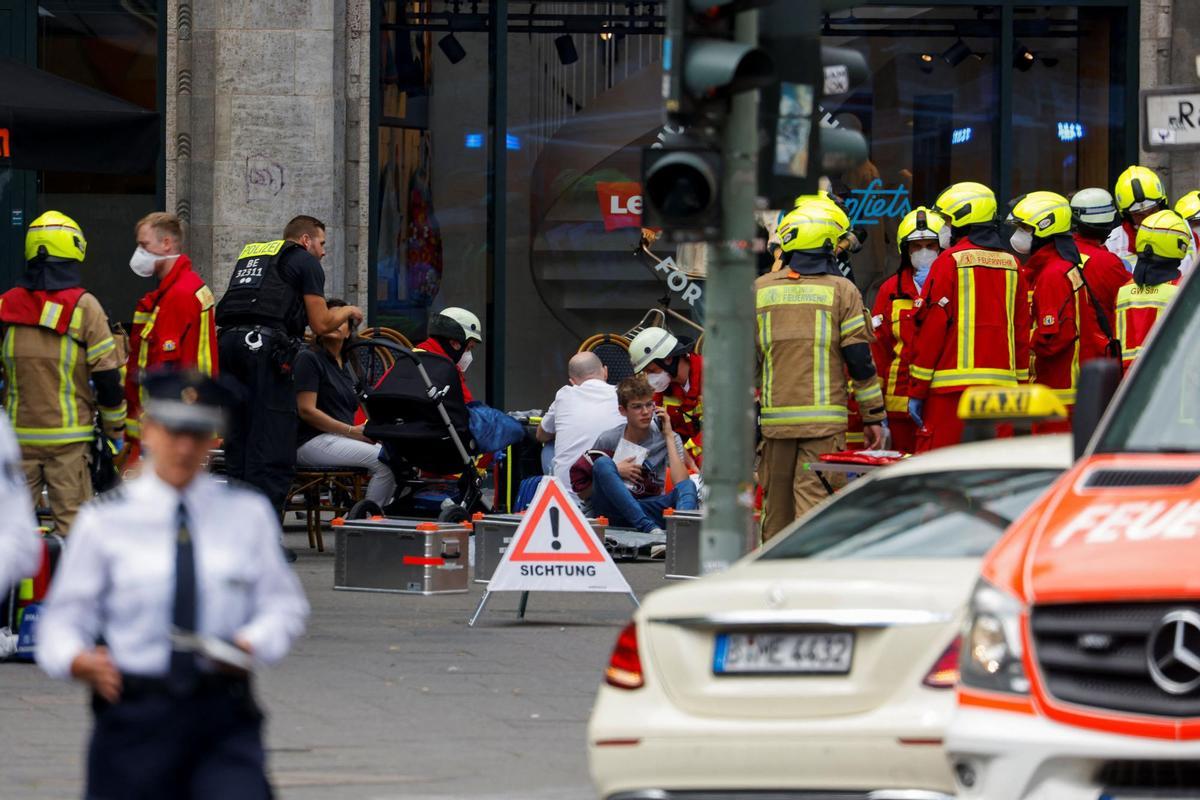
[
  {"xmin": 166, "ymin": 0, "xmax": 370, "ymax": 308},
  {"xmin": 1140, "ymin": 0, "xmax": 1200, "ymax": 196}
]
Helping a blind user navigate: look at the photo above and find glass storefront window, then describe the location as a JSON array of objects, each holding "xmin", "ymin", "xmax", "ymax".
[
  {"xmin": 36, "ymin": 1, "xmax": 160, "ymax": 321},
  {"xmin": 1010, "ymin": 6, "xmax": 1128, "ymax": 196}
]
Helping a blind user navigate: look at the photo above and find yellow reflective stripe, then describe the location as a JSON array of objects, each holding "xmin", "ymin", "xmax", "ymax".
[
  {"xmin": 887, "ymin": 358, "xmax": 902, "ymax": 397},
  {"xmin": 930, "ymin": 369, "xmax": 1018, "ymax": 388},
  {"xmin": 1051, "ymin": 387, "xmax": 1077, "ymax": 405},
  {"xmin": 814, "ymin": 310, "xmax": 830, "ymax": 407},
  {"xmin": 761, "ymin": 404, "xmax": 849, "ymax": 425},
  {"xmin": 1004, "ymin": 267, "xmax": 1017, "ymax": 374},
  {"xmin": 909, "ymin": 364, "xmax": 934, "ymax": 381},
  {"xmin": 126, "ymin": 418, "xmax": 142, "ymax": 438},
  {"xmin": 13, "ymin": 425, "xmax": 94, "ymax": 445},
  {"xmin": 39, "ymin": 302, "xmax": 63, "ymax": 329},
  {"xmin": 1122, "ymin": 346, "xmax": 1141, "ymax": 360},
  {"xmin": 197, "ymin": 311, "xmax": 213, "ymax": 375},
  {"xmin": 133, "ymin": 311, "xmax": 154, "ymax": 325},
  {"xmin": 855, "ymin": 383, "xmax": 883, "ymax": 406},
  {"xmin": 1015, "ymin": 369, "xmax": 1031, "ymax": 382},
  {"xmin": 1116, "ymin": 298, "xmax": 1172, "ymax": 310},
  {"xmin": 87, "ymin": 336, "xmax": 115, "ymax": 362},
  {"xmin": 68, "ymin": 307, "xmax": 84, "ymax": 340},
  {"xmin": 58, "ymin": 334, "xmax": 74, "ymax": 428},
  {"xmin": 840, "ymin": 314, "xmax": 865, "ymax": 337},
  {"xmin": 757, "ymin": 312, "xmax": 773, "ymax": 408},
  {"xmin": 846, "ymin": 432, "xmax": 865, "ymax": 444},
  {"xmin": 100, "ymin": 403, "xmax": 127, "ymax": 423},
  {"xmin": 958, "ymin": 268, "xmax": 975, "ymax": 369},
  {"xmin": 2, "ymin": 329, "xmax": 17, "ymax": 424},
  {"xmin": 886, "ymin": 394, "xmax": 909, "ymax": 413},
  {"xmin": 756, "ymin": 284, "xmax": 835, "ymax": 308}
]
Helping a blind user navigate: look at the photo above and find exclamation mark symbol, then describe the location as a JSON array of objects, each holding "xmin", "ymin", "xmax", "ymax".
[{"xmin": 550, "ymin": 507, "xmax": 561, "ymax": 550}]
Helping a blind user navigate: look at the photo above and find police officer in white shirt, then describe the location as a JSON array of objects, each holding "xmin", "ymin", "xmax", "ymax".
[
  {"xmin": 0, "ymin": 414, "xmax": 40, "ymax": 591},
  {"xmin": 37, "ymin": 369, "xmax": 310, "ymax": 799}
]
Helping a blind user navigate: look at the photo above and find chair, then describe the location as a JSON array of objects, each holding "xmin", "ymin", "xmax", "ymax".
[
  {"xmin": 287, "ymin": 468, "xmax": 368, "ymax": 552},
  {"xmin": 578, "ymin": 333, "xmax": 634, "ymax": 386}
]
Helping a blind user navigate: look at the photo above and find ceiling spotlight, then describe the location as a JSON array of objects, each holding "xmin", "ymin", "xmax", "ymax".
[
  {"xmin": 438, "ymin": 32, "xmax": 467, "ymax": 64},
  {"xmin": 942, "ymin": 38, "xmax": 973, "ymax": 67},
  {"xmin": 920, "ymin": 53, "xmax": 934, "ymax": 62},
  {"xmin": 554, "ymin": 34, "xmax": 579, "ymax": 65},
  {"xmin": 1014, "ymin": 43, "xmax": 1035, "ymax": 72}
]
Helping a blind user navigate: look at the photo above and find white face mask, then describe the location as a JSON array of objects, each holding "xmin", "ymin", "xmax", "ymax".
[
  {"xmin": 646, "ymin": 371, "xmax": 672, "ymax": 393},
  {"xmin": 1010, "ymin": 228, "xmax": 1033, "ymax": 255},
  {"xmin": 129, "ymin": 246, "xmax": 176, "ymax": 278},
  {"xmin": 937, "ymin": 226, "xmax": 952, "ymax": 249},
  {"xmin": 909, "ymin": 248, "xmax": 938, "ymax": 288},
  {"xmin": 457, "ymin": 349, "xmax": 474, "ymax": 373}
]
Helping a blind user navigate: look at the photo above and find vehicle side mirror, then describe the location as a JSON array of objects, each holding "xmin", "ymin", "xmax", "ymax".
[{"xmin": 1072, "ymin": 359, "xmax": 1122, "ymax": 460}]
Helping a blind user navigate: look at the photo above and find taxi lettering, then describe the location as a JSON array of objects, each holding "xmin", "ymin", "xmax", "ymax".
[
  {"xmin": 965, "ymin": 390, "xmax": 1028, "ymax": 418},
  {"xmin": 1051, "ymin": 500, "xmax": 1200, "ymax": 548}
]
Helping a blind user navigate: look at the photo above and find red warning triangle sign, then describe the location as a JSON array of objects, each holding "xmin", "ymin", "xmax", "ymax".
[{"xmin": 506, "ymin": 479, "xmax": 607, "ymax": 563}]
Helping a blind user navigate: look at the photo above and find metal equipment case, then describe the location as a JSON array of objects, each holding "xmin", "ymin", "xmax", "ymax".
[
  {"xmin": 472, "ymin": 512, "xmax": 608, "ymax": 583},
  {"xmin": 664, "ymin": 509, "xmax": 703, "ymax": 579},
  {"xmin": 335, "ymin": 518, "xmax": 470, "ymax": 594}
]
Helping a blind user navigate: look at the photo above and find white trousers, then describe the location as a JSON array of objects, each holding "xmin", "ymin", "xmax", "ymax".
[{"xmin": 296, "ymin": 434, "xmax": 396, "ymax": 507}]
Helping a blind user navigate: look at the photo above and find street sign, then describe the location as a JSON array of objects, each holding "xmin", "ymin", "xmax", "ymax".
[
  {"xmin": 1143, "ymin": 86, "xmax": 1200, "ymax": 151},
  {"xmin": 468, "ymin": 478, "xmax": 637, "ymax": 626}
]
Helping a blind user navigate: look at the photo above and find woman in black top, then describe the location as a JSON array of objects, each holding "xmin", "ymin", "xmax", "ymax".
[{"xmin": 294, "ymin": 299, "xmax": 395, "ymax": 506}]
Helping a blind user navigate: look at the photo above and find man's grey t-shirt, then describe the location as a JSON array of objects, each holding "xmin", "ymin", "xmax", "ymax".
[{"xmin": 593, "ymin": 423, "xmax": 685, "ymax": 485}]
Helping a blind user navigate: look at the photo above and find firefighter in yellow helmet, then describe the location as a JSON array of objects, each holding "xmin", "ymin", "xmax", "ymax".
[
  {"xmin": 1107, "ymin": 165, "xmax": 1168, "ymax": 272},
  {"xmin": 908, "ymin": 182, "xmax": 1031, "ymax": 450},
  {"xmin": 1172, "ymin": 190, "xmax": 1200, "ymax": 275},
  {"xmin": 869, "ymin": 206, "xmax": 945, "ymax": 452},
  {"xmin": 0, "ymin": 212, "xmax": 126, "ymax": 533},
  {"xmin": 754, "ymin": 202, "xmax": 886, "ymax": 541},
  {"xmin": 1116, "ymin": 209, "xmax": 1190, "ymax": 371}
]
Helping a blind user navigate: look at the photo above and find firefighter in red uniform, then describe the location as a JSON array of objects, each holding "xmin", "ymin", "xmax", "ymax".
[
  {"xmin": 907, "ymin": 182, "xmax": 1031, "ymax": 450},
  {"xmin": 1010, "ymin": 192, "xmax": 1095, "ymax": 432},
  {"xmin": 412, "ymin": 307, "xmax": 482, "ymax": 402},
  {"xmin": 1116, "ymin": 210, "xmax": 1190, "ymax": 371},
  {"xmin": 1173, "ymin": 190, "xmax": 1200, "ymax": 275},
  {"xmin": 124, "ymin": 213, "xmax": 218, "ymax": 465},
  {"xmin": 628, "ymin": 326, "xmax": 703, "ymax": 457},
  {"xmin": 1070, "ymin": 188, "xmax": 1131, "ymax": 350},
  {"xmin": 870, "ymin": 207, "xmax": 945, "ymax": 453}
]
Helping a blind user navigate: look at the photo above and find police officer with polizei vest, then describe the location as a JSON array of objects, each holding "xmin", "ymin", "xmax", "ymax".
[
  {"xmin": 755, "ymin": 201, "xmax": 886, "ymax": 542},
  {"xmin": 0, "ymin": 212, "xmax": 127, "ymax": 534},
  {"xmin": 36, "ymin": 369, "xmax": 309, "ymax": 798},
  {"xmin": 215, "ymin": 216, "xmax": 364, "ymax": 519}
]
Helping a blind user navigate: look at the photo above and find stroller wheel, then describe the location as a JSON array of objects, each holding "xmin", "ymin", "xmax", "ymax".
[
  {"xmin": 347, "ymin": 499, "xmax": 384, "ymax": 520},
  {"xmin": 437, "ymin": 505, "xmax": 470, "ymax": 524}
]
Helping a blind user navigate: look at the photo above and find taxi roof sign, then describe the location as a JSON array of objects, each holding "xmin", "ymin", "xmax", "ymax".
[{"xmin": 957, "ymin": 384, "xmax": 1067, "ymax": 422}]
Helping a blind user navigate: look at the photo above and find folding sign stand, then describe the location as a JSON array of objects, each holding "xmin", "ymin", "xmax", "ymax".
[{"xmin": 469, "ymin": 478, "xmax": 638, "ymax": 626}]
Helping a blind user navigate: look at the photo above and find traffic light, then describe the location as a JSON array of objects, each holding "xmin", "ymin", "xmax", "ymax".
[
  {"xmin": 642, "ymin": 140, "xmax": 722, "ymax": 242},
  {"xmin": 661, "ymin": 0, "xmax": 776, "ymax": 127}
]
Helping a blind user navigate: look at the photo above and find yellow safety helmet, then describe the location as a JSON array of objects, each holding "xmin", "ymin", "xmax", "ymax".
[
  {"xmin": 777, "ymin": 203, "xmax": 847, "ymax": 254},
  {"xmin": 931, "ymin": 181, "xmax": 997, "ymax": 227},
  {"xmin": 25, "ymin": 210, "xmax": 87, "ymax": 263},
  {"xmin": 1010, "ymin": 191, "xmax": 1072, "ymax": 237},
  {"xmin": 1174, "ymin": 190, "xmax": 1200, "ymax": 223},
  {"xmin": 793, "ymin": 192, "xmax": 851, "ymax": 233},
  {"xmin": 1135, "ymin": 210, "xmax": 1192, "ymax": 260},
  {"xmin": 896, "ymin": 206, "xmax": 946, "ymax": 253},
  {"xmin": 1113, "ymin": 165, "xmax": 1166, "ymax": 215}
]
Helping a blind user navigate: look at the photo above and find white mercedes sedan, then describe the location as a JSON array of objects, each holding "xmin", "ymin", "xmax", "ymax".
[{"xmin": 587, "ymin": 435, "xmax": 1071, "ymax": 800}]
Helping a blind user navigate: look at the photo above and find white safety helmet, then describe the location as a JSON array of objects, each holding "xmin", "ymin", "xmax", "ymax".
[
  {"xmin": 431, "ymin": 306, "xmax": 483, "ymax": 344},
  {"xmin": 1070, "ymin": 187, "xmax": 1120, "ymax": 229},
  {"xmin": 629, "ymin": 326, "xmax": 686, "ymax": 373}
]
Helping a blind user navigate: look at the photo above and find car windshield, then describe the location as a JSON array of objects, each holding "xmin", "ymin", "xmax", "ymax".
[
  {"xmin": 1096, "ymin": 273, "xmax": 1200, "ymax": 453},
  {"xmin": 758, "ymin": 468, "xmax": 1062, "ymax": 560}
]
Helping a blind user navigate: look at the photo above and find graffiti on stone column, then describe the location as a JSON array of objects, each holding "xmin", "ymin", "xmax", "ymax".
[{"xmin": 246, "ymin": 155, "xmax": 285, "ymax": 201}]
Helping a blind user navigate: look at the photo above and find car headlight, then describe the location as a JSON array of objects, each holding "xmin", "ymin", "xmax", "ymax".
[{"xmin": 959, "ymin": 578, "xmax": 1030, "ymax": 694}]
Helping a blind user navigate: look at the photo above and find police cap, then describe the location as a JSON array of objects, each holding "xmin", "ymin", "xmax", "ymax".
[{"xmin": 142, "ymin": 368, "xmax": 232, "ymax": 435}]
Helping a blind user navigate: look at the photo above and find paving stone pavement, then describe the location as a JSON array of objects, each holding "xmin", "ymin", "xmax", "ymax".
[{"xmin": 0, "ymin": 528, "xmax": 675, "ymax": 799}]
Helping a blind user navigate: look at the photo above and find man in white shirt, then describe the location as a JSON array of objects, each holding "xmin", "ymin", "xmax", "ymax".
[
  {"xmin": 37, "ymin": 369, "xmax": 309, "ymax": 798},
  {"xmin": 536, "ymin": 352, "xmax": 625, "ymax": 501},
  {"xmin": 0, "ymin": 414, "xmax": 40, "ymax": 592}
]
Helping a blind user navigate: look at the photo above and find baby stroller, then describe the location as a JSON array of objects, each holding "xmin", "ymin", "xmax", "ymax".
[{"xmin": 342, "ymin": 337, "xmax": 485, "ymax": 523}]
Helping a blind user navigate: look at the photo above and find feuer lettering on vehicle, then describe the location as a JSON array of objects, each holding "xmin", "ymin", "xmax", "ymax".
[
  {"xmin": 842, "ymin": 179, "xmax": 911, "ymax": 227},
  {"xmin": 1051, "ymin": 500, "xmax": 1200, "ymax": 548},
  {"xmin": 519, "ymin": 564, "xmax": 599, "ymax": 577}
]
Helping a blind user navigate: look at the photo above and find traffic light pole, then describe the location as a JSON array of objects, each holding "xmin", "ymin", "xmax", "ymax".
[{"xmin": 699, "ymin": 9, "xmax": 760, "ymax": 574}]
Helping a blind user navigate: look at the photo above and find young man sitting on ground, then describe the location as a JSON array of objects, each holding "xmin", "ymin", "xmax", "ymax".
[{"xmin": 587, "ymin": 375, "xmax": 699, "ymax": 535}]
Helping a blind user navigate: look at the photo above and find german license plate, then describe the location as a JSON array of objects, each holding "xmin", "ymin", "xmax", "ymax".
[{"xmin": 713, "ymin": 631, "xmax": 854, "ymax": 675}]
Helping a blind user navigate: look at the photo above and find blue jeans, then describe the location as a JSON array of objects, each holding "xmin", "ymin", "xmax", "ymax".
[{"xmin": 589, "ymin": 456, "xmax": 698, "ymax": 533}]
